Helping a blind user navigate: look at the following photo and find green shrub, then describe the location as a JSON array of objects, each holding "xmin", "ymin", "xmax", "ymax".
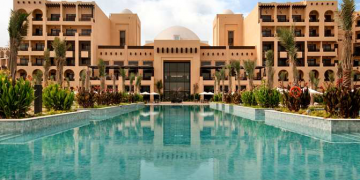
[
  {"xmin": 253, "ymin": 85, "xmax": 280, "ymax": 108},
  {"xmin": 133, "ymin": 93, "xmax": 143, "ymax": 102},
  {"xmin": 76, "ymin": 90, "xmax": 96, "ymax": 108},
  {"xmin": 43, "ymin": 84, "xmax": 74, "ymax": 111},
  {"xmin": 282, "ymin": 87, "xmax": 310, "ymax": 112},
  {"xmin": 313, "ymin": 94, "xmax": 324, "ymax": 104},
  {"xmin": 213, "ymin": 93, "xmax": 222, "ymax": 102},
  {"xmin": 323, "ymin": 87, "xmax": 360, "ymax": 118},
  {"xmin": 0, "ymin": 74, "xmax": 34, "ymax": 118},
  {"xmin": 241, "ymin": 91, "xmax": 257, "ymax": 106}
]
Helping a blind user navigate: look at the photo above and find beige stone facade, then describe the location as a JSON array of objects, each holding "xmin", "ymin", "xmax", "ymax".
[{"xmin": 10, "ymin": 0, "xmax": 360, "ymax": 101}]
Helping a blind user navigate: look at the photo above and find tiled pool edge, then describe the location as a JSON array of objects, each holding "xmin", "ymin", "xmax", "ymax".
[
  {"xmin": 0, "ymin": 110, "xmax": 90, "ymax": 134},
  {"xmin": 81, "ymin": 103, "xmax": 145, "ymax": 120},
  {"xmin": 209, "ymin": 102, "xmax": 265, "ymax": 121},
  {"xmin": 265, "ymin": 110, "xmax": 360, "ymax": 134}
]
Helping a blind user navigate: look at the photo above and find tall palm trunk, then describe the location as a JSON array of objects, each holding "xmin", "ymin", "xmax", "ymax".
[
  {"xmin": 228, "ymin": 72, "xmax": 232, "ymax": 93},
  {"xmin": 85, "ymin": 70, "xmax": 90, "ymax": 91},
  {"xmin": 342, "ymin": 31, "xmax": 353, "ymax": 89},
  {"xmin": 9, "ymin": 40, "xmax": 18, "ymax": 83},
  {"xmin": 222, "ymin": 79, "xmax": 225, "ymax": 102},
  {"xmin": 290, "ymin": 55, "xmax": 299, "ymax": 86},
  {"xmin": 237, "ymin": 74, "xmax": 241, "ymax": 92},
  {"xmin": 56, "ymin": 59, "xmax": 64, "ymax": 87}
]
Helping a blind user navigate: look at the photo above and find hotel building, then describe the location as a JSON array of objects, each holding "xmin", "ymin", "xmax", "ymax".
[{"xmin": 11, "ymin": 0, "xmax": 360, "ymax": 101}]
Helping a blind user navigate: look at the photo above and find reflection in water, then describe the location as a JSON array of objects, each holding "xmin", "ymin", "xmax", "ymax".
[{"xmin": 0, "ymin": 106, "xmax": 360, "ymax": 180}]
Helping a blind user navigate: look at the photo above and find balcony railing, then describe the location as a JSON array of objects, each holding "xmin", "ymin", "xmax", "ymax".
[
  {"xmin": 261, "ymin": 19, "xmax": 274, "ymax": 22},
  {"xmin": 278, "ymin": 61, "xmax": 289, "ymax": 67},
  {"xmin": 295, "ymin": 34, "xmax": 305, "ymax": 37},
  {"xmin": 33, "ymin": 32, "xmax": 43, "ymax": 36},
  {"xmin": 19, "ymin": 46, "xmax": 28, "ymax": 51},
  {"xmin": 308, "ymin": 63, "xmax": 320, "ymax": 67},
  {"xmin": 293, "ymin": 18, "xmax": 304, "ymax": 22},
  {"xmin": 309, "ymin": 33, "xmax": 319, "ymax": 37},
  {"xmin": 278, "ymin": 19, "xmax": 289, "ymax": 22},
  {"xmin": 48, "ymin": 17, "xmax": 60, "ymax": 21},
  {"xmin": 79, "ymin": 33, "xmax": 91, "ymax": 36},
  {"xmin": 64, "ymin": 17, "xmax": 76, "ymax": 21},
  {"xmin": 309, "ymin": 19, "xmax": 319, "ymax": 22},
  {"xmin": 48, "ymin": 32, "xmax": 60, "ymax": 36},
  {"xmin": 18, "ymin": 62, "xmax": 28, "ymax": 66},
  {"xmin": 262, "ymin": 32, "xmax": 274, "ymax": 37},
  {"xmin": 79, "ymin": 18, "xmax": 92, "ymax": 21},
  {"xmin": 32, "ymin": 47, "xmax": 44, "ymax": 51},
  {"xmin": 32, "ymin": 17, "xmax": 43, "ymax": 21},
  {"xmin": 32, "ymin": 62, "xmax": 43, "ymax": 66},
  {"xmin": 325, "ymin": 33, "xmax": 335, "ymax": 37},
  {"xmin": 64, "ymin": 32, "xmax": 76, "ymax": 36},
  {"xmin": 325, "ymin": 19, "xmax": 334, "ymax": 22},
  {"xmin": 323, "ymin": 61, "xmax": 335, "ymax": 66},
  {"xmin": 308, "ymin": 48, "xmax": 320, "ymax": 52},
  {"xmin": 323, "ymin": 48, "xmax": 335, "ymax": 52}
]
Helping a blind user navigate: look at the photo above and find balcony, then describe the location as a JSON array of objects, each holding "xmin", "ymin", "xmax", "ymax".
[
  {"xmin": 65, "ymin": 60, "xmax": 75, "ymax": 66},
  {"xmin": 32, "ymin": 32, "xmax": 43, "ymax": 36},
  {"xmin": 354, "ymin": 60, "xmax": 360, "ymax": 67},
  {"xmin": 32, "ymin": 17, "xmax": 43, "ymax": 21},
  {"xmin": 309, "ymin": 33, "xmax": 319, "ymax": 37},
  {"xmin": 64, "ymin": 17, "xmax": 76, "ymax": 22},
  {"xmin": 325, "ymin": 19, "xmax": 334, "ymax": 22},
  {"xmin": 48, "ymin": 17, "xmax": 60, "ymax": 21},
  {"xmin": 325, "ymin": 33, "xmax": 335, "ymax": 37},
  {"xmin": 308, "ymin": 48, "xmax": 320, "ymax": 52},
  {"xmin": 261, "ymin": 16, "xmax": 274, "ymax": 22},
  {"xmin": 296, "ymin": 59, "xmax": 305, "ymax": 66},
  {"xmin": 48, "ymin": 32, "xmax": 60, "ymax": 36},
  {"xmin": 262, "ymin": 32, "xmax": 274, "ymax": 37},
  {"xmin": 64, "ymin": 32, "xmax": 76, "ymax": 36},
  {"xmin": 323, "ymin": 60, "xmax": 335, "ymax": 67},
  {"xmin": 323, "ymin": 48, "xmax": 335, "ymax": 52},
  {"xmin": 18, "ymin": 60, "xmax": 29, "ymax": 66},
  {"xmin": 79, "ymin": 32, "xmax": 91, "ymax": 36},
  {"xmin": 278, "ymin": 60, "xmax": 289, "ymax": 67},
  {"xmin": 79, "ymin": 17, "xmax": 92, "ymax": 21},
  {"xmin": 277, "ymin": 18, "xmax": 289, "ymax": 22},
  {"xmin": 32, "ymin": 62, "xmax": 43, "ymax": 66},
  {"xmin": 293, "ymin": 18, "xmax": 304, "ymax": 22},
  {"xmin": 19, "ymin": 46, "xmax": 29, "ymax": 51},
  {"xmin": 32, "ymin": 47, "xmax": 44, "ymax": 51},
  {"xmin": 309, "ymin": 18, "xmax": 319, "ymax": 22},
  {"xmin": 308, "ymin": 62, "xmax": 320, "ymax": 67}
]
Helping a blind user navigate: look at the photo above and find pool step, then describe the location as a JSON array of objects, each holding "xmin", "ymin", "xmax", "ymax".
[{"xmin": 0, "ymin": 134, "xmax": 21, "ymax": 143}]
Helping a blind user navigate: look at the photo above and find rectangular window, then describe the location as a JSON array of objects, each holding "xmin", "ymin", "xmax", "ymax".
[
  {"xmin": 201, "ymin": 61, "xmax": 211, "ymax": 66},
  {"xmin": 65, "ymin": 14, "xmax": 76, "ymax": 21},
  {"xmin": 81, "ymin": 29, "xmax": 92, "ymax": 36},
  {"xmin": 120, "ymin": 31, "xmax": 126, "ymax": 46},
  {"xmin": 20, "ymin": 58, "xmax": 28, "ymax": 65},
  {"xmin": 50, "ymin": 29, "xmax": 60, "ymax": 36},
  {"xmin": 215, "ymin": 61, "xmax": 225, "ymax": 67},
  {"xmin": 143, "ymin": 61, "xmax": 153, "ymax": 67},
  {"xmin": 277, "ymin": 15, "xmax": 287, "ymax": 22},
  {"xmin": 325, "ymin": 15, "xmax": 332, "ymax": 22},
  {"xmin": 128, "ymin": 61, "xmax": 138, "ymax": 66},
  {"xmin": 114, "ymin": 61, "xmax": 124, "ymax": 66},
  {"xmin": 80, "ymin": 14, "xmax": 92, "ymax": 21},
  {"xmin": 50, "ymin": 14, "xmax": 60, "ymax": 21},
  {"xmin": 228, "ymin": 31, "xmax": 234, "ymax": 46},
  {"xmin": 36, "ymin": 58, "xmax": 43, "ymax": 66},
  {"xmin": 261, "ymin": 15, "xmax": 272, "ymax": 22},
  {"xmin": 66, "ymin": 29, "xmax": 77, "ymax": 36},
  {"xmin": 308, "ymin": 44, "xmax": 317, "ymax": 52},
  {"xmin": 292, "ymin": 15, "xmax": 302, "ymax": 22},
  {"xmin": 295, "ymin": 30, "xmax": 302, "ymax": 37},
  {"xmin": 323, "ymin": 44, "xmax": 332, "ymax": 52}
]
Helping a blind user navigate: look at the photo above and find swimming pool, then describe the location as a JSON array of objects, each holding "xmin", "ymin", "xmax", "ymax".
[{"xmin": 0, "ymin": 105, "xmax": 359, "ymax": 180}]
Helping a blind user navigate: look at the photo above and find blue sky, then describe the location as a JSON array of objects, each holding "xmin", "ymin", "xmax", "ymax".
[{"xmin": 0, "ymin": 0, "xmax": 359, "ymax": 46}]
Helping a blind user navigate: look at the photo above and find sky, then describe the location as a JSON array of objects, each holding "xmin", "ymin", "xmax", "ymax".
[{"xmin": 0, "ymin": 0, "xmax": 359, "ymax": 46}]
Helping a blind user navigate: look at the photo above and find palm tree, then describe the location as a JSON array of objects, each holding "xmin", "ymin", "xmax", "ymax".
[
  {"xmin": 85, "ymin": 69, "xmax": 91, "ymax": 91},
  {"xmin": 112, "ymin": 74, "xmax": 116, "ymax": 92},
  {"xmin": 243, "ymin": 59, "xmax": 256, "ymax": 91},
  {"xmin": 276, "ymin": 27, "xmax": 298, "ymax": 86},
  {"xmin": 215, "ymin": 71, "xmax": 221, "ymax": 94},
  {"xmin": 155, "ymin": 80, "xmax": 163, "ymax": 100},
  {"xmin": 8, "ymin": 10, "xmax": 29, "ymax": 83},
  {"xmin": 219, "ymin": 67, "xmax": 226, "ymax": 102},
  {"xmin": 309, "ymin": 71, "xmax": 320, "ymax": 105},
  {"xmin": 232, "ymin": 61, "xmax": 241, "ymax": 93},
  {"xmin": 135, "ymin": 74, "xmax": 142, "ymax": 93},
  {"xmin": 129, "ymin": 73, "xmax": 135, "ymax": 93},
  {"xmin": 98, "ymin": 58, "xmax": 106, "ymax": 92},
  {"xmin": 43, "ymin": 49, "xmax": 51, "ymax": 87},
  {"xmin": 80, "ymin": 70, "xmax": 86, "ymax": 90},
  {"xmin": 339, "ymin": 0, "xmax": 355, "ymax": 90},
  {"xmin": 52, "ymin": 37, "xmax": 70, "ymax": 87},
  {"xmin": 265, "ymin": 50, "xmax": 275, "ymax": 89},
  {"xmin": 119, "ymin": 68, "xmax": 127, "ymax": 92},
  {"xmin": 226, "ymin": 63, "xmax": 233, "ymax": 93}
]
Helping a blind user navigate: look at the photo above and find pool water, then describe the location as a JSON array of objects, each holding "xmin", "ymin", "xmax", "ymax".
[{"xmin": 1, "ymin": 106, "xmax": 360, "ymax": 180}]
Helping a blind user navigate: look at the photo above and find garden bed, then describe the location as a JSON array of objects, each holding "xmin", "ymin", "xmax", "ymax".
[
  {"xmin": 265, "ymin": 110, "xmax": 360, "ymax": 134},
  {"xmin": 0, "ymin": 110, "xmax": 90, "ymax": 135},
  {"xmin": 210, "ymin": 102, "xmax": 266, "ymax": 121},
  {"xmin": 80, "ymin": 103, "xmax": 145, "ymax": 120}
]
